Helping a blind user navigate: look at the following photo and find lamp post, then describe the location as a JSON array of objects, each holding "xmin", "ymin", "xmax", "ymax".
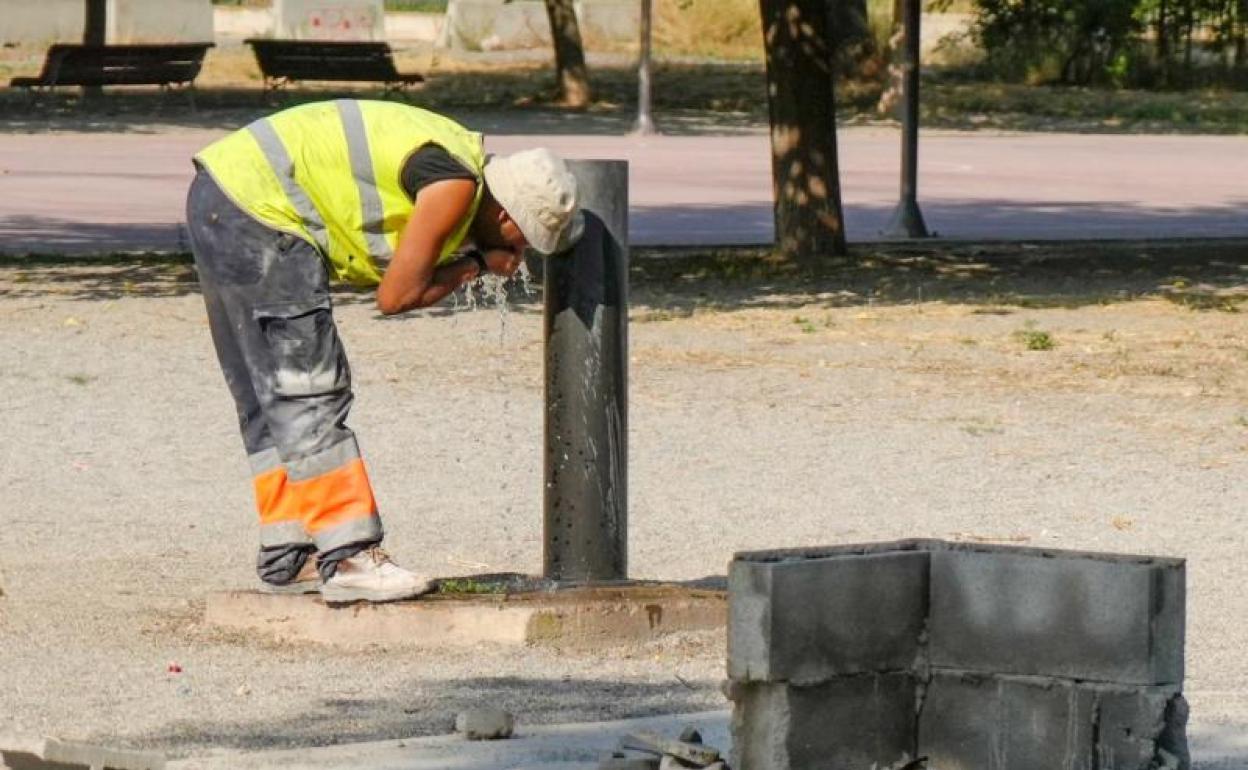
[
  {"xmin": 634, "ymin": 0, "xmax": 657, "ymax": 135},
  {"xmin": 883, "ymin": 0, "xmax": 930, "ymax": 238}
]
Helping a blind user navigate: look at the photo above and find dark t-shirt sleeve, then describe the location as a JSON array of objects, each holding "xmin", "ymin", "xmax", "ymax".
[{"xmin": 399, "ymin": 143, "xmax": 477, "ymax": 200}]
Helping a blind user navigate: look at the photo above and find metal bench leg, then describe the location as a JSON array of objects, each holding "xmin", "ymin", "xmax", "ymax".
[{"xmin": 384, "ymin": 81, "xmax": 412, "ymax": 104}]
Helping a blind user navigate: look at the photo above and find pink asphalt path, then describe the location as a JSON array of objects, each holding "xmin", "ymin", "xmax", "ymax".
[{"xmin": 1, "ymin": 128, "xmax": 1244, "ymax": 255}]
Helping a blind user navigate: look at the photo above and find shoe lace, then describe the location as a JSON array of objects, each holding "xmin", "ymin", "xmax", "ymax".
[{"xmin": 362, "ymin": 546, "xmax": 394, "ymax": 567}]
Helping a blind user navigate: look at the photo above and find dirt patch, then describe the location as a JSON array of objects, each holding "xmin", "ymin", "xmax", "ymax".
[{"xmin": 0, "ymin": 244, "xmax": 1245, "ymax": 756}]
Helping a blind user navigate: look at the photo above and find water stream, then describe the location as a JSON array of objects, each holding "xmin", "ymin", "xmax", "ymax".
[{"xmin": 453, "ymin": 260, "xmax": 535, "ymax": 347}]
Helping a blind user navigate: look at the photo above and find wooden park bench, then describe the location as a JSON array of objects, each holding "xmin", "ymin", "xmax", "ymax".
[
  {"xmin": 9, "ymin": 43, "xmax": 215, "ymax": 108},
  {"xmin": 244, "ymin": 39, "xmax": 425, "ymax": 98}
]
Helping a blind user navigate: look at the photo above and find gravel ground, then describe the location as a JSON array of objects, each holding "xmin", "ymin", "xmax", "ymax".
[{"xmin": 0, "ymin": 255, "xmax": 1245, "ymax": 763}]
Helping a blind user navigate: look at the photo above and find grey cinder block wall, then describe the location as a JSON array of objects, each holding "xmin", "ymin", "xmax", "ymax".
[{"xmin": 726, "ymin": 539, "xmax": 1189, "ymax": 770}]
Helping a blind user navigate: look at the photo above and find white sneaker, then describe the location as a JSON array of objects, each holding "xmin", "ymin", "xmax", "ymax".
[{"xmin": 320, "ymin": 547, "xmax": 435, "ymax": 604}]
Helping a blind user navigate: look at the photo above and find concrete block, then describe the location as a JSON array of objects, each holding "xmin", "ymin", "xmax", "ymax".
[
  {"xmin": 728, "ymin": 549, "xmax": 929, "ymax": 683},
  {"xmin": 917, "ymin": 672, "xmax": 1187, "ymax": 770},
  {"xmin": 730, "ymin": 674, "xmax": 917, "ymax": 770},
  {"xmin": 455, "ymin": 709, "xmax": 514, "ymax": 740},
  {"xmin": 928, "ymin": 547, "xmax": 1185, "ymax": 684},
  {"xmin": 919, "ymin": 672, "xmax": 1097, "ymax": 770},
  {"xmin": 0, "ymin": 734, "xmax": 164, "ymax": 769}
]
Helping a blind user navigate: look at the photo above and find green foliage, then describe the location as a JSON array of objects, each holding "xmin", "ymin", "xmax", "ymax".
[
  {"xmin": 1014, "ymin": 323, "xmax": 1056, "ymax": 351},
  {"xmin": 954, "ymin": 0, "xmax": 1248, "ymax": 87},
  {"xmin": 969, "ymin": 0, "xmax": 1141, "ymax": 84},
  {"xmin": 792, "ymin": 316, "xmax": 818, "ymax": 333}
]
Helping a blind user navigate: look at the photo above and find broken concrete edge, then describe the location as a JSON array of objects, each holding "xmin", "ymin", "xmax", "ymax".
[
  {"xmin": 731, "ymin": 537, "xmax": 1185, "ymax": 570},
  {"xmin": 0, "ymin": 733, "xmax": 165, "ymax": 770}
]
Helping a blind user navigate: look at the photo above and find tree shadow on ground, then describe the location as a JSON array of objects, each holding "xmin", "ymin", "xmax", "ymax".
[
  {"xmin": 628, "ymin": 200, "xmax": 1248, "ymax": 247},
  {"xmin": 1, "ymin": 239, "xmax": 1245, "ymax": 313},
  {"xmin": 0, "ymin": 62, "xmax": 772, "ymax": 137},
  {"xmin": 630, "ymin": 239, "xmax": 1248, "ymax": 314},
  {"xmin": 118, "ymin": 675, "xmax": 723, "ymax": 756},
  {"xmin": 7, "ymin": 200, "xmax": 1247, "ymax": 262}
]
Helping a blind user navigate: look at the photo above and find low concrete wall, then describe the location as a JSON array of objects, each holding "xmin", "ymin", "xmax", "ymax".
[
  {"xmin": 109, "ymin": 0, "xmax": 213, "ymax": 44},
  {"xmin": 0, "ymin": 0, "xmax": 212, "ymax": 45},
  {"xmin": 213, "ymin": 6, "xmax": 274, "ymax": 40},
  {"xmin": 727, "ymin": 540, "xmax": 1190, "ymax": 770},
  {"xmin": 214, "ymin": 7, "xmax": 443, "ymax": 42},
  {"xmin": 0, "ymin": 0, "xmax": 85, "ymax": 46},
  {"xmin": 273, "ymin": 0, "xmax": 384, "ymax": 41},
  {"xmin": 386, "ymin": 12, "xmax": 445, "ymax": 42},
  {"xmin": 440, "ymin": 0, "xmax": 638, "ymax": 51}
]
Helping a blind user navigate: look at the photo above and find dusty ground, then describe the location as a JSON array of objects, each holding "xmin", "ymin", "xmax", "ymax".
[{"xmin": 0, "ymin": 243, "xmax": 1245, "ymax": 763}]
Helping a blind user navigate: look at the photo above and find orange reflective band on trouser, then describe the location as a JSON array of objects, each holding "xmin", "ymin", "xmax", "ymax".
[
  {"xmin": 298, "ymin": 458, "xmax": 378, "ymax": 539},
  {"xmin": 253, "ymin": 459, "xmax": 380, "ymax": 550},
  {"xmin": 255, "ymin": 465, "xmax": 297, "ymax": 525},
  {"xmin": 253, "ymin": 465, "xmax": 312, "ymax": 547}
]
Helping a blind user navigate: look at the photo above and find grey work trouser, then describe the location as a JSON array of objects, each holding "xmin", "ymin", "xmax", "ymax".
[{"xmin": 185, "ymin": 168, "xmax": 383, "ymax": 584}]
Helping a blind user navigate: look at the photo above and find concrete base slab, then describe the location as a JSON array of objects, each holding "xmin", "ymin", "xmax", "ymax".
[
  {"xmin": 205, "ymin": 584, "xmax": 726, "ymax": 648},
  {"xmin": 165, "ymin": 711, "xmax": 731, "ymax": 770}
]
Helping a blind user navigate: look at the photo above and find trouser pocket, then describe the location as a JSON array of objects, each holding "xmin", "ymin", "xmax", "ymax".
[{"xmin": 254, "ymin": 296, "xmax": 350, "ymax": 398}]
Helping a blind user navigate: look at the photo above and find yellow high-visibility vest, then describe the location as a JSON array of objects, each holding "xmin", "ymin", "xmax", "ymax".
[{"xmin": 195, "ymin": 100, "xmax": 486, "ymax": 286}]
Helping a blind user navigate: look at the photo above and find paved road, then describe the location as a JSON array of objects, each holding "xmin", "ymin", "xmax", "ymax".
[{"xmin": 1, "ymin": 128, "xmax": 1244, "ymax": 255}]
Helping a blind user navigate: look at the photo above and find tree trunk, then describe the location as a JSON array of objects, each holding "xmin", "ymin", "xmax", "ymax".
[
  {"xmin": 758, "ymin": 0, "xmax": 848, "ymax": 260},
  {"xmin": 544, "ymin": 0, "xmax": 592, "ymax": 107}
]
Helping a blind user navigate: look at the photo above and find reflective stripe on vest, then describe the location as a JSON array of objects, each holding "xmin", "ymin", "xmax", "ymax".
[
  {"xmin": 335, "ymin": 99, "xmax": 392, "ymax": 263},
  {"xmin": 246, "ymin": 118, "xmax": 331, "ymax": 254},
  {"xmin": 194, "ymin": 101, "xmax": 486, "ymax": 287}
]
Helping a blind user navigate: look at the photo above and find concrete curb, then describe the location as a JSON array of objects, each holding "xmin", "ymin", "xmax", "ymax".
[
  {"xmin": 166, "ymin": 711, "xmax": 731, "ymax": 770},
  {"xmin": 206, "ymin": 584, "xmax": 726, "ymax": 647}
]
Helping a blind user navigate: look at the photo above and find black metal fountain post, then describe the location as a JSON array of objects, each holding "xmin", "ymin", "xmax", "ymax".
[
  {"xmin": 542, "ymin": 160, "xmax": 630, "ymax": 584},
  {"xmin": 883, "ymin": 0, "xmax": 930, "ymax": 238}
]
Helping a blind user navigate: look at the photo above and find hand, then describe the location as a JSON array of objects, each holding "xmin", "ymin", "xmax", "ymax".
[{"xmin": 482, "ymin": 246, "xmax": 525, "ymax": 278}]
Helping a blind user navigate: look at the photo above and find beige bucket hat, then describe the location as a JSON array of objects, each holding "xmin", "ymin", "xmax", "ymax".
[{"xmin": 483, "ymin": 148, "xmax": 584, "ymax": 255}]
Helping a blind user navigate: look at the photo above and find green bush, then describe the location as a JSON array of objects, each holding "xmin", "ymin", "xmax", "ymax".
[
  {"xmin": 968, "ymin": 0, "xmax": 1140, "ymax": 85},
  {"xmin": 948, "ymin": 0, "xmax": 1248, "ymax": 88}
]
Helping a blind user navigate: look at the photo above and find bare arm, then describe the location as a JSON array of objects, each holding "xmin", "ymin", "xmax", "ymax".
[{"xmin": 376, "ymin": 179, "xmax": 480, "ymax": 315}]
